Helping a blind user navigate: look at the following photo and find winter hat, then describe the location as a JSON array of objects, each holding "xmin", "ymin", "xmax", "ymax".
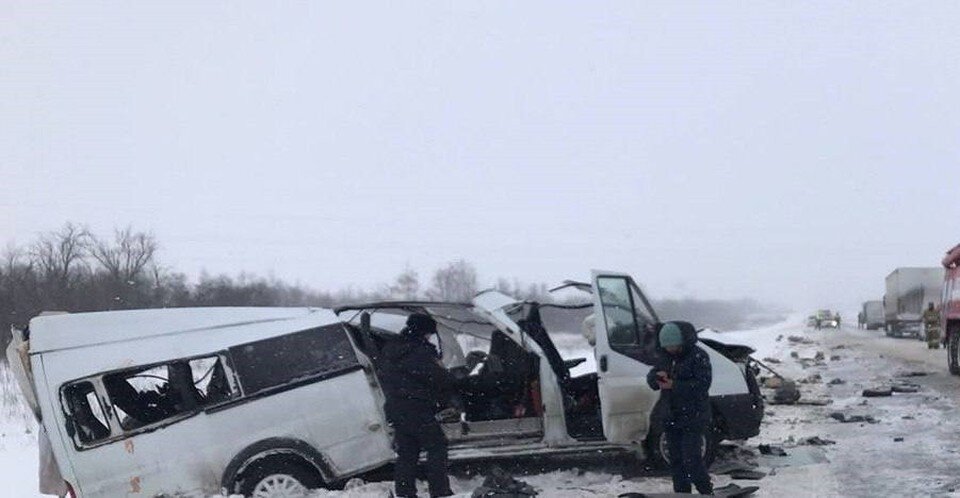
[
  {"xmin": 405, "ymin": 313, "xmax": 438, "ymax": 336},
  {"xmin": 659, "ymin": 322, "xmax": 684, "ymax": 348}
]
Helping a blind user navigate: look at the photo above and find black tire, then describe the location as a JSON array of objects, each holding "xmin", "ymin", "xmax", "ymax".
[
  {"xmin": 644, "ymin": 422, "xmax": 718, "ymax": 471},
  {"xmin": 948, "ymin": 331, "xmax": 960, "ymax": 376},
  {"xmin": 237, "ymin": 458, "xmax": 323, "ymax": 498}
]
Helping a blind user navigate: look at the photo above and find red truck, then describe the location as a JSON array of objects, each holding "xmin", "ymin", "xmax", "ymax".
[{"xmin": 942, "ymin": 244, "xmax": 960, "ymax": 374}]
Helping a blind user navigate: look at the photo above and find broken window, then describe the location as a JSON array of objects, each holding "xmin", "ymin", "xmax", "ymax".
[
  {"xmin": 229, "ymin": 324, "xmax": 360, "ymax": 396},
  {"xmin": 103, "ymin": 354, "xmax": 235, "ymax": 431},
  {"xmin": 61, "ymin": 381, "xmax": 110, "ymax": 444}
]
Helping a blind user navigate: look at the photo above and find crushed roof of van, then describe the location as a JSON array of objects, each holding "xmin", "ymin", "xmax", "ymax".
[{"xmin": 27, "ymin": 307, "xmax": 335, "ymax": 354}]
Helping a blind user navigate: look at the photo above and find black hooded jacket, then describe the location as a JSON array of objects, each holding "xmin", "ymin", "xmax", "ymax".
[
  {"xmin": 380, "ymin": 333, "xmax": 455, "ymax": 424},
  {"xmin": 645, "ymin": 321, "xmax": 713, "ymax": 431}
]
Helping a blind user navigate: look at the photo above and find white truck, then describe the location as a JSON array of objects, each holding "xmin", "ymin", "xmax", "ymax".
[{"xmin": 884, "ymin": 267, "xmax": 945, "ymax": 338}]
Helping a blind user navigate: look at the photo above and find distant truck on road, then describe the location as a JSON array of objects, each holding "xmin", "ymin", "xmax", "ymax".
[
  {"xmin": 884, "ymin": 267, "xmax": 944, "ymax": 338},
  {"xmin": 941, "ymin": 245, "xmax": 960, "ymax": 374},
  {"xmin": 861, "ymin": 300, "xmax": 884, "ymax": 330}
]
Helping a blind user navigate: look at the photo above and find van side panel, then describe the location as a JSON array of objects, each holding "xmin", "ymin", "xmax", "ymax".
[
  {"xmin": 41, "ymin": 364, "xmax": 392, "ymax": 496},
  {"xmin": 32, "ymin": 355, "xmax": 81, "ymax": 495},
  {"xmin": 35, "ymin": 311, "xmax": 395, "ymax": 497}
]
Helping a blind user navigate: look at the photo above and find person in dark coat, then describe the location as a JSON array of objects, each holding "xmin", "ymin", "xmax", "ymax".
[
  {"xmin": 646, "ymin": 321, "xmax": 714, "ymax": 495},
  {"xmin": 380, "ymin": 313, "xmax": 455, "ymax": 498}
]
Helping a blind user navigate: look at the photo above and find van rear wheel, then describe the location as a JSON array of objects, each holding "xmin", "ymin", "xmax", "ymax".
[{"xmin": 238, "ymin": 460, "xmax": 322, "ymax": 498}]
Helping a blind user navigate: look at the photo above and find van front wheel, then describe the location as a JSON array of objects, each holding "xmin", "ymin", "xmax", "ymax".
[
  {"xmin": 644, "ymin": 424, "xmax": 718, "ymax": 470},
  {"xmin": 238, "ymin": 459, "xmax": 322, "ymax": 498}
]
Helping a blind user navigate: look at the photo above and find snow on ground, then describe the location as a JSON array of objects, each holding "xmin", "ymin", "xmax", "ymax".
[
  {"xmin": 6, "ymin": 316, "xmax": 960, "ymax": 497},
  {"xmin": 0, "ymin": 363, "xmax": 44, "ymax": 498}
]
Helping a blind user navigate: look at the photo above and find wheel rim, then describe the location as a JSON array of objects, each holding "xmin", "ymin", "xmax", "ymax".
[
  {"xmin": 252, "ymin": 474, "xmax": 308, "ymax": 498},
  {"xmin": 658, "ymin": 432, "xmax": 707, "ymax": 464}
]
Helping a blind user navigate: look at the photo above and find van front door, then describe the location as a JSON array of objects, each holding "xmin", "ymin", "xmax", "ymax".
[{"xmin": 590, "ymin": 270, "xmax": 662, "ymax": 445}]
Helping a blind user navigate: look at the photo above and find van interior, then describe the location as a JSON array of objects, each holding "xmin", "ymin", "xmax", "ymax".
[{"xmin": 339, "ymin": 301, "xmax": 606, "ymax": 444}]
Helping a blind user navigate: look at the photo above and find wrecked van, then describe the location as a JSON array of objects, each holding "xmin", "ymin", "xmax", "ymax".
[
  {"xmin": 9, "ymin": 307, "xmax": 397, "ymax": 497},
  {"xmin": 10, "ymin": 271, "xmax": 763, "ymax": 497},
  {"xmin": 336, "ymin": 271, "xmax": 763, "ymax": 469}
]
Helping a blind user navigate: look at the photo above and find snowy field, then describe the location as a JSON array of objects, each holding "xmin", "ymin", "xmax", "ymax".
[{"xmin": 5, "ymin": 316, "xmax": 960, "ymax": 497}]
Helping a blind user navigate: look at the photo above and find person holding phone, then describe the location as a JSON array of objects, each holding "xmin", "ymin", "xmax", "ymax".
[{"xmin": 646, "ymin": 321, "xmax": 714, "ymax": 495}]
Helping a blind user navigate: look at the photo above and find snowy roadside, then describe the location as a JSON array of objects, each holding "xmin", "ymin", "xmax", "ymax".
[{"xmin": 0, "ymin": 363, "xmax": 43, "ymax": 498}]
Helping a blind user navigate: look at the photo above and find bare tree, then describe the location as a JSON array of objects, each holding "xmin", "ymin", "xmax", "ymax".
[
  {"xmin": 390, "ymin": 267, "xmax": 420, "ymax": 300},
  {"xmin": 427, "ymin": 260, "xmax": 477, "ymax": 302},
  {"xmin": 88, "ymin": 227, "xmax": 158, "ymax": 283},
  {"xmin": 86, "ymin": 227, "xmax": 159, "ymax": 308},
  {"xmin": 30, "ymin": 223, "xmax": 89, "ymax": 287}
]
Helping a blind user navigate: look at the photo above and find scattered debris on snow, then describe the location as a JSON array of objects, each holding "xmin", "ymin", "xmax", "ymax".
[
  {"xmin": 798, "ymin": 436, "xmax": 836, "ymax": 446},
  {"xmin": 758, "ymin": 444, "xmax": 788, "ymax": 457},
  {"xmin": 862, "ymin": 387, "xmax": 893, "ymax": 398},
  {"xmin": 829, "ymin": 412, "xmax": 879, "ymax": 424}
]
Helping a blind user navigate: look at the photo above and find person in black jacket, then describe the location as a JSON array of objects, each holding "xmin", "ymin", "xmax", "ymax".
[
  {"xmin": 646, "ymin": 321, "xmax": 714, "ymax": 495},
  {"xmin": 381, "ymin": 313, "xmax": 455, "ymax": 498}
]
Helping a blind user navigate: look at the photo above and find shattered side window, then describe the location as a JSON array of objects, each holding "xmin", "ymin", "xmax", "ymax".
[
  {"xmin": 190, "ymin": 356, "xmax": 235, "ymax": 405},
  {"xmin": 103, "ymin": 355, "xmax": 235, "ymax": 432},
  {"xmin": 229, "ymin": 324, "xmax": 361, "ymax": 396},
  {"xmin": 61, "ymin": 381, "xmax": 111, "ymax": 445}
]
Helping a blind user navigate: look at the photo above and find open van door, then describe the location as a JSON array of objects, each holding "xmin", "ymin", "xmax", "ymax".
[{"xmin": 590, "ymin": 270, "xmax": 662, "ymax": 445}]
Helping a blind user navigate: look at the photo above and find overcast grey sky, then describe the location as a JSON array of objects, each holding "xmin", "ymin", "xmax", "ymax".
[{"xmin": 2, "ymin": 2, "xmax": 958, "ymax": 311}]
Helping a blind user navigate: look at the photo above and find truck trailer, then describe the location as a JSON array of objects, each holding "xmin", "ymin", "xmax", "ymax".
[
  {"xmin": 861, "ymin": 300, "xmax": 884, "ymax": 330},
  {"xmin": 884, "ymin": 267, "xmax": 944, "ymax": 338}
]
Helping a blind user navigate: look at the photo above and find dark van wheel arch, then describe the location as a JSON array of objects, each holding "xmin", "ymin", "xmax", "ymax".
[
  {"xmin": 237, "ymin": 456, "xmax": 323, "ymax": 498},
  {"xmin": 222, "ymin": 438, "xmax": 332, "ymax": 495}
]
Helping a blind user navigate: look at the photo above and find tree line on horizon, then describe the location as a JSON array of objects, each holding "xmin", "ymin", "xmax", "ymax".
[{"xmin": 0, "ymin": 223, "xmax": 785, "ymax": 354}]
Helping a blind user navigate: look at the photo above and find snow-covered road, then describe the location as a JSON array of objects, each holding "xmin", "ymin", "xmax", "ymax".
[{"xmin": 5, "ymin": 317, "xmax": 960, "ymax": 497}]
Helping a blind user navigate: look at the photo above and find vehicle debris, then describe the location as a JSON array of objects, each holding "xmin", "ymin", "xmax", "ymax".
[
  {"xmin": 862, "ymin": 387, "xmax": 893, "ymax": 397},
  {"xmin": 472, "ymin": 467, "xmax": 538, "ymax": 497},
  {"xmin": 829, "ymin": 412, "xmax": 879, "ymax": 424},
  {"xmin": 828, "ymin": 378, "xmax": 846, "ymax": 385},
  {"xmin": 897, "ymin": 371, "xmax": 930, "ymax": 378},
  {"xmin": 788, "ymin": 336, "xmax": 814, "ymax": 345},
  {"xmin": 729, "ymin": 469, "xmax": 767, "ymax": 480},
  {"xmin": 771, "ymin": 380, "xmax": 801, "ymax": 405},
  {"xmin": 830, "ymin": 355, "xmax": 841, "ymax": 362},
  {"xmin": 890, "ymin": 383, "xmax": 921, "ymax": 394},
  {"xmin": 798, "ymin": 374, "xmax": 822, "ymax": 384},
  {"xmin": 798, "ymin": 436, "xmax": 836, "ymax": 446},
  {"xmin": 894, "ymin": 437, "xmax": 905, "ymax": 442},
  {"xmin": 758, "ymin": 444, "xmax": 788, "ymax": 456}
]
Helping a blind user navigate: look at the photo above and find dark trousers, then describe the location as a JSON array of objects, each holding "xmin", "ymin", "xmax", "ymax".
[
  {"xmin": 393, "ymin": 418, "xmax": 452, "ymax": 498},
  {"xmin": 666, "ymin": 427, "xmax": 713, "ymax": 494}
]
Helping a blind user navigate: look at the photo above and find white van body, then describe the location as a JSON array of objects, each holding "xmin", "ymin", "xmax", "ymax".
[
  {"xmin": 12, "ymin": 307, "xmax": 396, "ymax": 497},
  {"xmin": 12, "ymin": 271, "xmax": 763, "ymax": 497}
]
